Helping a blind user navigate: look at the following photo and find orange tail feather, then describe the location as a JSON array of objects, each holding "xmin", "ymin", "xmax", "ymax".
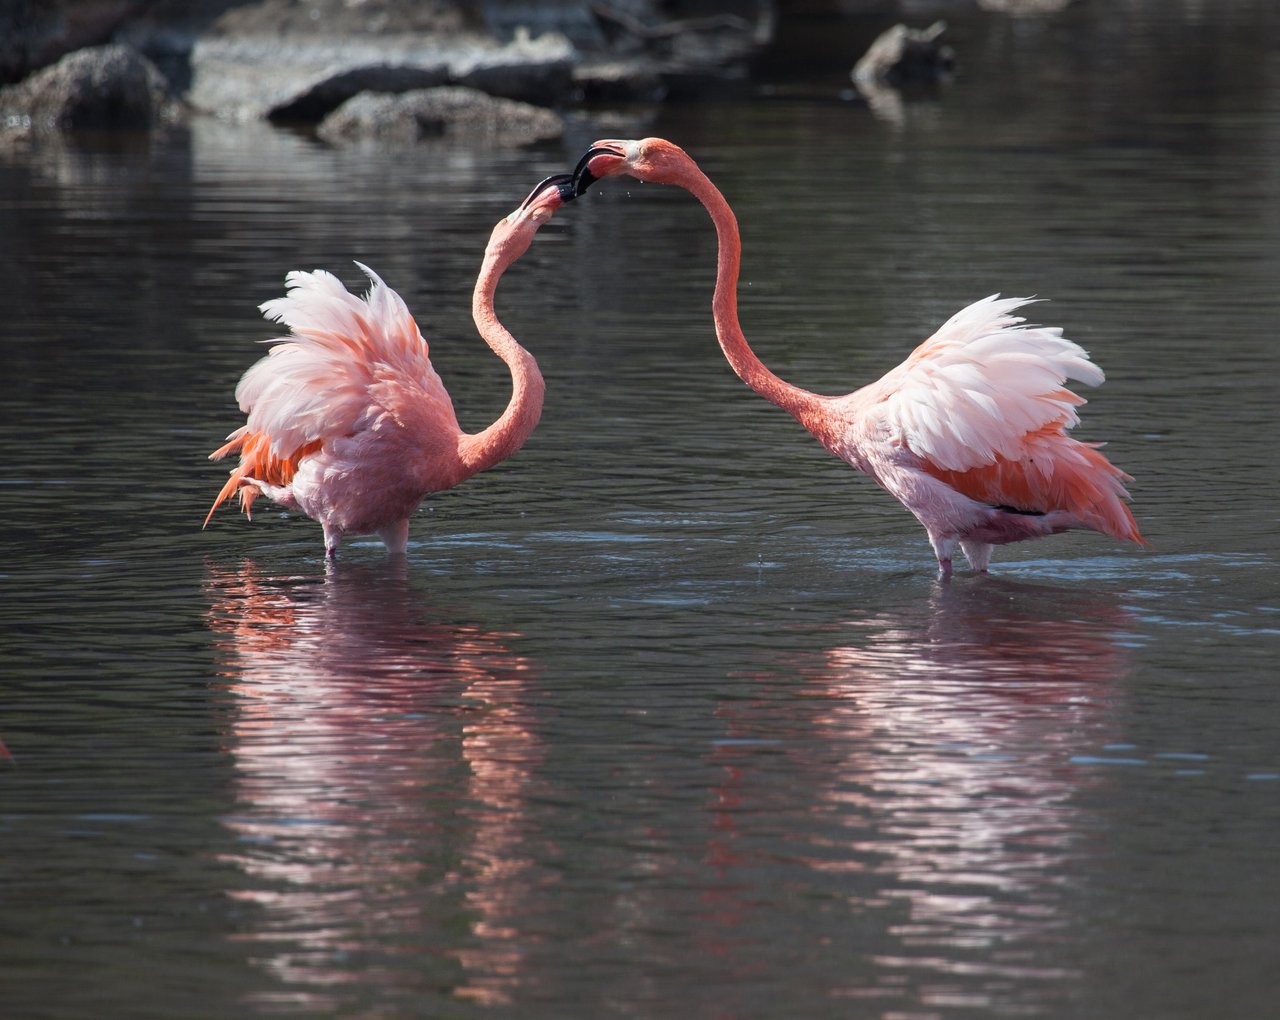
[
  {"xmin": 204, "ymin": 431, "xmax": 319, "ymax": 528},
  {"xmin": 204, "ymin": 432, "xmax": 248, "ymax": 528},
  {"xmin": 923, "ymin": 424, "xmax": 1144, "ymax": 546}
]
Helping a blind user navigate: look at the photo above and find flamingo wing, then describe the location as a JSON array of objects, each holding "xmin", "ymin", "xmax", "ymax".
[
  {"xmin": 860, "ymin": 295, "xmax": 1141, "ymax": 542},
  {"xmin": 206, "ymin": 264, "xmax": 460, "ymax": 523}
]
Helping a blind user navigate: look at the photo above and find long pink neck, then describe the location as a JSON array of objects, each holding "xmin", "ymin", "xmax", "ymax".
[
  {"xmin": 678, "ymin": 161, "xmax": 827, "ymax": 430},
  {"xmin": 460, "ymin": 250, "xmax": 546, "ymax": 475}
]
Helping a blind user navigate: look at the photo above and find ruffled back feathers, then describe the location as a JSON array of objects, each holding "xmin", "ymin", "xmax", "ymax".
[
  {"xmin": 869, "ymin": 296, "xmax": 1141, "ymax": 543},
  {"xmin": 236, "ymin": 263, "xmax": 456, "ymax": 459}
]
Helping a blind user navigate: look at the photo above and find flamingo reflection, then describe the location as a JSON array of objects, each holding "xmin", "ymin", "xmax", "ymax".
[
  {"xmin": 204, "ymin": 558, "xmax": 549, "ymax": 1011},
  {"xmin": 708, "ymin": 577, "xmax": 1132, "ymax": 1009}
]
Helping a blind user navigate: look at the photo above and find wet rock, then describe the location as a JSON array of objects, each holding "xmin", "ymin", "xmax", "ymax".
[
  {"xmin": 454, "ymin": 48, "xmax": 574, "ymax": 108},
  {"xmin": 316, "ymin": 85, "xmax": 563, "ymax": 147},
  {"xmin": 187, "ymin": 20, "xmax": 576, "ymax": 123},
  {"xmin": 0, "ymin": 43, "xmax": 180, "ymax": 133},
  {"xmin": 1, "ymin": 1, "xmax": 774, "ymax": 134},
  {"xmin": 0, "ymin": 0, "xmax": 151, "ymax": 85},
  {"xmin": 267, "ymin": 64, "xmax": 453, "ymax": 124},
  {"xmin": 852, "ymin": 21, "xmax": 953, "ymax": 87}
]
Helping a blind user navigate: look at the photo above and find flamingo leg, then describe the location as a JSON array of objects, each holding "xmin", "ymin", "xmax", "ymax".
[
  {"xmin": 377, "ymin": 519, "xmax": 410, "ymax": 556},
  {"xmin": 929, "ymin": 534, "xmax": 958, "ymax": 578},
  {"xmin": 960, "ymin": 540, "xmax": 993, "ymax": 573},
  {"xmin": 321, "ymin": 522, "xmax": 343, "ymax": 559}
]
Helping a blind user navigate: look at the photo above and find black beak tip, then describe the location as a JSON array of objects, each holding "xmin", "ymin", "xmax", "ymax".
[
  {"xmin": 572, "ymin": 145, "xmax": 618, "ymax": 197},
  {"xmin": 572, "ymin": 168, "xmax": 598, "ymax": 198},
  {"xmin": 522, "ymin": 172, "xmax": 577, "ymax": 209},
  {"xmin": 555, "ymin": 177, "xmax": 579, "ymax": 205}
]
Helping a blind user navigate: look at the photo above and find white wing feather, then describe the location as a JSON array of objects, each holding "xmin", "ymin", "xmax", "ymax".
[
  {"xmin": 870, "ymin": 295, "xmax": 1104, "ymax": 471},
  {"xmin": 233, "ymin": 263, "xmax": 457, "ymax": 458}
]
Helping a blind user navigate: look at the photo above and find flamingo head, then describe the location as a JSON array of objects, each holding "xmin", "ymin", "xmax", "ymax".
[
  {"xmin": 572, "ymin": 137, "xmax": 690, "ymax": 194},
  {"xmin": 486, "ymin": 172, "xmax": 575, "ymax": 260}
]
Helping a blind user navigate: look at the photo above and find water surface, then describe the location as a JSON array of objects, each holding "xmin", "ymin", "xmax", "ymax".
[{"xmin": 3, "ymin": 5, "xmax": 1279, "ymax": 1018}]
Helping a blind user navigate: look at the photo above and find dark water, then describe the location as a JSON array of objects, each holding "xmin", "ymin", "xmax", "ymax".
[{"xmin": 4, "ymin": 5, "xmax": 1280, "ymax": 1018}]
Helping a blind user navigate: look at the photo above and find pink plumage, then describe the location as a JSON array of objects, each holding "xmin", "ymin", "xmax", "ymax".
[
  {"xmin": 837, "ymin": 295, "xmax": 1141, "ymax": 572},
  {"xmin": 206, "ymin": 178, "xmax": 567, "ymax": 557},
  {"xmin": 574, "ymin": 138, "xmax": 1145, "ymax": 576}
]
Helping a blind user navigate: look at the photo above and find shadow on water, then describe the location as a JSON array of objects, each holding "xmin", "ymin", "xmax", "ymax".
[{"xmin": 203, "ymin": 557, "xmax": 549, "ymax": 1012}]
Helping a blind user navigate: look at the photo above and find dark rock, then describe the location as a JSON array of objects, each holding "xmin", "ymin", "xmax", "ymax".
[
  {"xmin": 176, "ymin": 1, "xmax": 769, "ymax": 123},
  {"xmin": 316, "ymin": 85, "xmax": 563, "ymax": 147},
  {"xmin": 454, "ymin": 51, "xmax": 575, "ymax": 108},
  {"xmin": 187, "ymin": 21, "xmax": 577, "ymax": 123},
  {"xmin": 0, "ymin": 42, "xmax": 180, "ymax": 132},
  {"xmin": 268, "ymin": 64, "xmax": 452, "ymax": 124},
  {"xmin": 0, "ymin": 0, "xmax": 151, "ymax": 85},
  {"xmin": 0, "ymin": 1, "xmax": 774, "ymax": 134}
]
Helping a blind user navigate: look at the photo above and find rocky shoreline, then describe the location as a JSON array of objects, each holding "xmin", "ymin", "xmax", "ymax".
[{"xmin": 0, "ymin": 0, "xmax": 772, "ymax": 146}]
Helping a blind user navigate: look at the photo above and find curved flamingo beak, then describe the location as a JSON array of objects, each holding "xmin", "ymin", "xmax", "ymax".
[
  {"xmin": 572, "ymin": 142, "xmax": 628, "ymax": 196},
  {"xmin": 520, "ymin": 172, "xmax": 577, "ymax": 212}
]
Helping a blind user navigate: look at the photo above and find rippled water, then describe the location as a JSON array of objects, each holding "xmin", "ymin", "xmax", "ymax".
[{"xmin": 4, "ymin": 5, "xmax": 1280, "ymax": 1018}]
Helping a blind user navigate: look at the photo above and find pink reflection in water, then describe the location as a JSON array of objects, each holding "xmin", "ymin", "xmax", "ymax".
[
  {"xmin": 708, "ymin": 577, "xmax": 1133, "ymax": 1010},
  {"xmin": 204, "ymin": 558, "xmax": 549, "ymax": 1011}
]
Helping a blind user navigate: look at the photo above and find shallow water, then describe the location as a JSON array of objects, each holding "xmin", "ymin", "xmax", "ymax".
[{"xmin": 4, "ymin": 4, "xmax": 1280, "ymax": 1018}]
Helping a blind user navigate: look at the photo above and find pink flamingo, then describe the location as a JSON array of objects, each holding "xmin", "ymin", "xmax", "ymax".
[
  {"xmin": 573, "ymin": 138, "xmax": 1145, "ymax": 576},
  {"xmin": 205, "ymin": 175, "xmax": 575, "ymax": 558}
]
